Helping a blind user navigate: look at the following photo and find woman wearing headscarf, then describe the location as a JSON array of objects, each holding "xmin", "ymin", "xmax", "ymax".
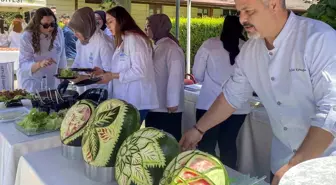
[
  {"xmin": 94, "ymin": 10, "xmax": 113, "ymax": 39},
  {"xmin": 17, "ymin": 7, "xmax": 67, "ymax": 93},
  {"xmin": 192, "ymin": 16, "xmax": 251, "ymax": 169},
  {"xmin": 92, "ymin": 6, "xmax": 159, "ymax": 123},
  {"xmin": 144, "ymin": 14, "xmax": 185, "ymax": 141},
  {"xmin": 69, "ymin": 7, "xmax": 115, "ymax": 95}
]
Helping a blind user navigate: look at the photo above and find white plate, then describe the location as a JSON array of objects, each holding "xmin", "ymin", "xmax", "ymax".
[{"xmin": 0, "ymin": 107, "xmax": 30, "ymax": 123}]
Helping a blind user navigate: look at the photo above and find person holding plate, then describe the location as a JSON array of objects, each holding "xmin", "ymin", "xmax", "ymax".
[
  {"xmin": 17, "ymin": 7, "xmax": 67, "ymax": 93},
  {"xmin": 92, "ymin": 6, "xmax": 159, "ymax": 123},
  {"xmin": 68, "ymin": 7, "xmax": 115, "ymax": 95}
]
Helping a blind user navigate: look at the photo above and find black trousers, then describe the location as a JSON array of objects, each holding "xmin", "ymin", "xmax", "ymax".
[
  {"xmin": 145, "ymin": 112, "xmax": 182, "ymax": 141},
  {"xmin": 196, "ymin": 109, "xmax": 246, "ymax": 170}
]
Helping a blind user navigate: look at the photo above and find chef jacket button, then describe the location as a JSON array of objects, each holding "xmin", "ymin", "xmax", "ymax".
[
  {"xmin": 333, "ymin": 106, "xmax": 336, "ymax": 111},
  {"xmin": 269, "ymin": 52, "xmax": 273, "ymax": 56},
  {"xmin": 271, "ymin": 77, "xmax": 275, "ymax": 81},
  {"xmin": 283, "ymin": 127, "xmax": 288, "ymax": 131},
  {"xmin": 277, "ymin": 101, "xmax": 282, "ymax": 105},
  {"xmin": 293, "ymin": 149, "xmax": 297, "ymax": 153}
]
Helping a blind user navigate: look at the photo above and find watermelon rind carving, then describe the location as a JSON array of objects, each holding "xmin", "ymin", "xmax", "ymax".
[
  {"xmin": 82, "ymin": 99, "xmax": 140, "ymax": 167},
  {"xmin": 160, "ymin": 150, "xmax": 230, "ymax": 185},
  {"xmin": 115, "ymin": 127, "xmax": 181, "ymax": 185},
  {"xmin": 60, "ymin": 99, "xmax": 96, "ymax": 146}
]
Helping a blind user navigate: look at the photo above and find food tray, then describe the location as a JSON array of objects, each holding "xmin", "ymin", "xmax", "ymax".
[
  {"xmin": 74, "ymin": 77, "xmax": 101, "ymax": 86},
  {"xmin": 14, "ymin": 122, "xmax": 59, "ymax": 136},
  {"xmin": 70, "ymin": 68, "xmax": 94, "ymax": 72},
  {"xmin": 54, "ymin": 74, "xmax": 78, "ymax": 80},
  {"xmin": 0, "ymin": 107, "xmax": 30, "ymax": 123}
]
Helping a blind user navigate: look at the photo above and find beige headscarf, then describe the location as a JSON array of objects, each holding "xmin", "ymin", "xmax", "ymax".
[
  {"xmin": 147, "ymin": 14, "xmax": 179, "ymax": 45},
  {"xmin": 68, "ymin": 7, "xmax": 97, "ymax": 45}
]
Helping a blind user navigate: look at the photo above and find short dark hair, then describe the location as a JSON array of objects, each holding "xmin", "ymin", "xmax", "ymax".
[
  {"xmin": 60, "ymin": 14, "xmax": 70, "ymax": 19},
  {"xmin": 50, "ymin": 6, "xmax": 56, "ymax": 9},
  {"xmin": 15, "ymin": 14, "xmax": 23, "ymax": 19}
]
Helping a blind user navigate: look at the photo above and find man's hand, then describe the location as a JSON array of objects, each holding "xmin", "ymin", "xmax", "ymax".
[
  {"xmin": 97, "ymin": 72, "xmax": 113, "ymax": 84},
  {"xmin": 179, "ymin": 127, "xmax": 203, "ymax": 151},
  {"xmin": 92, "ymin": 67, "xmax": 105, "ymax": 77},
  {"xmin": 271, "ymin": 163, "xmax": 294, "ymax": 185},
  {"xmin": 167, "ymin": 106, "xmax": 178, "ymax": 113}
]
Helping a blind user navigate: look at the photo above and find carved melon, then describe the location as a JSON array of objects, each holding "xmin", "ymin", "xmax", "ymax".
[
  {"xmin": 159, "ymin": 150, "xmax": 230, "ymax": 185},
  {"xmin": 82, "ymin": 99, "xmax": 140, "ymax": 167},
  {"xmin": 115, "ymin": 127, "xmax": 181, "ymax": 185},
  {"xmin": 60, "ymin": 99, "xmax": 96, "ymax": 146}
]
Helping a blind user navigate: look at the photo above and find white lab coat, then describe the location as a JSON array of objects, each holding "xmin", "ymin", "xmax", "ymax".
[
  {"xmin": 223, "ymin": 12, "xmax": 336, "ymax": 173},
  {"xmin": 151, "ymin": 37, "xmax": 185, "ymax": 113},
  {"xmin": 110, "ymin": 32, "xmax": 159, "ymax": 110},
  {"xmin": 8, "ymin": 31, "xmax": 21, "ymax": 48},
  {"xmin": 193, "ymin": 37, "xmax": 251, "ymax": 115},
  {"xmin": 72, "ymin": 29, "xmax": 115, "ymax": 95},
  {"xmin": 103, "ymin": 28, "xmax": 114, "ymax": 40},
  {"xmin": 17, "ymin": 27, "xmax": 67, "ymax": 93}
]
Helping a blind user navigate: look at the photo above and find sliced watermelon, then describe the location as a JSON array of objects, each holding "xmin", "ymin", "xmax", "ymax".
[
  {"xmin": 160, "ymin": 150, "xmax": 230, "ymax": 185},
  {"xmin": 82, "ymin": 99, "xmax": 141, "ymax": 167},
  {"xmin": 60, "ymin": 99, "xmax": 96, "ymax": 146},
  {"xmin": 115, "ymin": 127, "xmax": 181, "ymax": 185}
]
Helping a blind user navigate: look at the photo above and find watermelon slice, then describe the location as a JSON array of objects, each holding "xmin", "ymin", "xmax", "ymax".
[
  {"xmin": 160, "ymin": 150, "xmax": 230, "ymax": 185},
  {"xmin": 82, "ymin": 99, "xmax": 141, "ymax": 167},
  {"xmin": 115, "ymin": 127, "xmax": 181, "ymax": 185},
  {"xmin": 60, "ymin": 99, "xmax": 96, "ymax": 146}
]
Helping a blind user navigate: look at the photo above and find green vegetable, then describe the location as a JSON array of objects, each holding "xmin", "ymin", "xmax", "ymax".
[
  {"xmin": 60, "ymin": 69, "xmax": 78, "ymax": 78},
  {"xmin": 115, "ymin": 127, "xmax": 180, "ymax": 185},
  {"xmin": 17, "ymin": 108, "xmax": 67, "ymax": 132},
  {"xmin": 160, "ymin": 150, "xmax": 230, "ymax": 185},
  {"xmin": 306, "ymin": 0, "xmax": 336, "ymax": 29}
]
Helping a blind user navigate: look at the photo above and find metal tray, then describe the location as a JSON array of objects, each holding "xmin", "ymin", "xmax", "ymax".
[{"xmin": 15, "ymin": 122, "xmax": 59, "ymax": 136}]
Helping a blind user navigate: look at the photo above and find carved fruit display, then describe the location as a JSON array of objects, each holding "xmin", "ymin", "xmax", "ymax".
[
  {"xmin": 159, "ymin": 150, "xmax": 230, "ymax": 185},
  {"xmin": 115, "ymin": 127, "xmax": 181, "ymax": 185},
  {"xmin": 82, "ymin": 99, "xmax": 141, "ymax": 167}
]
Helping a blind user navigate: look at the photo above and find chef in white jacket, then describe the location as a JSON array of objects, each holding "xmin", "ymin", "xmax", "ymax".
[
  {"xmin": 68, "ymin": 7, "xmax": 115, "ymax": 95},
  {"xmin": 17, "ymin": 7, "xmax": 67, "ymax": 93},
  {"xmin": 144, "ymin": 14, "xmax": 185, "ymax": 141},
  {"xmin": 192, "ymin": 15, "xmax": 251, "ymax": 169},
  {"xmin": 93, "ymin": 6, "xmax": 159, "ymax": 123},
  {"xmin": 180, "ymin": 0, "xmax": 336, "ymax": 184}
]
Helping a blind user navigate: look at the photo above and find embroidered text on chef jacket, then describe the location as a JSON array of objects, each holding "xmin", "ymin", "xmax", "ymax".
[
  {"xmin": 111, "ymin": 32, "xmax": 159, "ymax": 110},
  {"xmin": 151, "ymin": 37, "xmax": 185, "ymax": 112},
  {"xmin": 72, "ymin": 29, "xmax": 115, "ymax": 95},
  {"xmin": 193, "ymin": 37, "xmax": 251, "ymax": 114},
  {"xmin": 17, "ymin": 27, "xmax": 67, "ymax": 92},
  {"xmin": 223, "ymin": 12, "xmax": 336, "ymax": 173}
]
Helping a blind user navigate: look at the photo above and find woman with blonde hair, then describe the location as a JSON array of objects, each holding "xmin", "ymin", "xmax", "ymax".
[{"xmin": 17, "ymin": 7, "xmax": 67, "ymax": 92}]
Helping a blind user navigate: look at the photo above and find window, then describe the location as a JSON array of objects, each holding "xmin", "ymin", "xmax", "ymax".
[
  {"xmin": 222, "ymin": 9, "xmax": 238, "ymax": 16},
  {"xmin": 149, "ymin": 4, "xmax": 162, "ymax": 16},
  {"xmin": 197, "ymin": 8, "xmax": 210, "ymax": 17},
  {"xmin": 85, "ymin": 0, "xmax": 102, "ymax": 4}
]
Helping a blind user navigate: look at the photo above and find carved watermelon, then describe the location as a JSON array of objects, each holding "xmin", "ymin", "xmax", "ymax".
[
  {"xmin": 160, "ymin": 150, "xmax": 230, "ymax": 185},
  {"xmin": 60, "ymin": 99, "xmax": 96, "ymax": 146},
  {"xmin": 115, "ymin": 127, "xmax": 181, "ymax": 185},
  {"xmin": 82, "ymin": 99, "xmax": 140, "ymax": 167}
]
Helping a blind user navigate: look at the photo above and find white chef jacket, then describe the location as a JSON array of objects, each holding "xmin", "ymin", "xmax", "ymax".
[
  {"xmin": 110, "ymin": 32, "xmax": 159, "ymax": 110},
  {"xmin": 151, "ymin": 37, "xmax": 185, "ymax": 113},
  {"xmin": 8, "ymin": 31, "xmax": 21, "ymax": 48},
  {"xmin": 72, "ymin": 29, "xmax": 115, "ymax": 95},
  {"xmin": 223, "ymin": 11, "xmax": 336, "ymax": 173},
  {"xmin": 17, "ymin": 27, "xmax": 67, "ymax": 93},
  {"xmin": 193, "ymin": 37, "xmax": 251, "ymax": 115},
  {"xmin": 104, "ymin": 28, "xmax": 114, "ymax": 40}
]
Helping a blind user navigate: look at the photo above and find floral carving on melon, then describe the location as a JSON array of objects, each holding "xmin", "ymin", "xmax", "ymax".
[
  {"xmin": 160, "ymin": 150, "xmax": 230, "ymax": 185},
  {"xmin": 115, "ymin": 128, "xmax": 166, "ymax": 185}
]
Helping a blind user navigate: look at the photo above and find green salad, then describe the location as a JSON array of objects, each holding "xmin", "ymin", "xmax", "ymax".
[
  {"xmin": 60, "ymin": 69, "xmax": 78, "ymax": 78},
  {"xmin": 17, "ymin": 108, "xmax": 68, "ymax": 132}
]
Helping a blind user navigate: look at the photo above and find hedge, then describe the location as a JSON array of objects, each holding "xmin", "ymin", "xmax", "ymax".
[{"xmin": 171, "ymin": 17, "xmax": 224, "ymax": 67}]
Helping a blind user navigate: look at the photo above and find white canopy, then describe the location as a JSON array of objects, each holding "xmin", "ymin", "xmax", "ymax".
[{"xmin": 0, "ymin": 0, "xmax": 46, "ymax": 11}]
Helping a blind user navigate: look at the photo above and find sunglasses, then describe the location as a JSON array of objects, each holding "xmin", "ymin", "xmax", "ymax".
[{"xmin": 40, "ymin": 22, "xmax": 57, "ymax": 29}]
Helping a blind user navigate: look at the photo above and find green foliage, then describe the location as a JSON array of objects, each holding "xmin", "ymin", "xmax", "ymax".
[
  {"xmin": 171, "ymin": 17, "xmax": 224, "ymax": 67},
  {"xmin": 0, "ymin": 12, "xmax": 18, "ymax": 27},
  {"xmin": 305, "ymin": 0, "xmax": 336, "ymax": 29}
]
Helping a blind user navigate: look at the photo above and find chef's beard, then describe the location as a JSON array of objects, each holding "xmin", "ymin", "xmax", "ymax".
[{"xmin": 247, "ymin": 32, "xmax": 261, "ymax": 39}]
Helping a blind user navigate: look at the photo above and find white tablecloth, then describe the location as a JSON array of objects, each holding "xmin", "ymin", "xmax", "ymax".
[
  {"xmin": 280, "ymin": 156, "xmax": 336, "ymax": 185},
  {"xmin": 15, "ymin": 147, "xmax": 269, "ymax": 185},
  {"xmin": 0, "ymin": 104, "xmax": 61, "ymax": 185},
  {"xmin": 0, "ymin": 51, "xmax": 19, "ymax": 72}
]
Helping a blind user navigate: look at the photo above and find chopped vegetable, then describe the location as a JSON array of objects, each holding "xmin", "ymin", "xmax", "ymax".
[{"xmin": 59, "ymin": 69, "xmax": 78, "ymax": 78}]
